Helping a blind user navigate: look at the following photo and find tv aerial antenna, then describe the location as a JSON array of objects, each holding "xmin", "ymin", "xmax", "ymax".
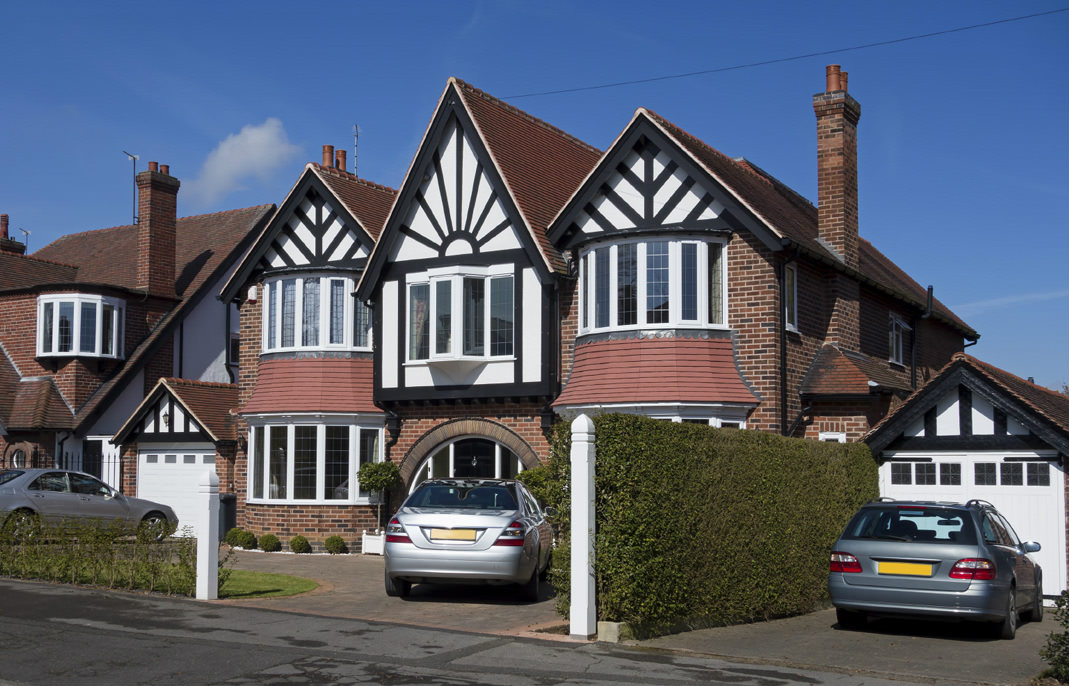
[
  {"xmin": 123, "ymin": 150, "xmax": 139, "ymax": 224},
  {"xmin": 19, "ymin": 228, "xmax": 30, "ymax": 252},
  {"xmin": 352, "ymin": 125, "xmax": 360, "ymax": 177}
]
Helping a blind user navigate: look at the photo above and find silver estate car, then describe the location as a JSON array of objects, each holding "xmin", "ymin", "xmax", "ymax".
[
  {"xmin": 0, "ymin": 468, "xmax": 178, "ymax": 541},
  {"xmin": 384, "ymin": 478, "xmax": 554, "ymax": 600},
  {"xmin": 829, "ymin": 499, "xmax": 1043, "ymax": 639}
]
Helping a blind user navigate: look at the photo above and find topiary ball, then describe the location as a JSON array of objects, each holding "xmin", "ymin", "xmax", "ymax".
[
  {"xmin": 236, "ymin": 530, "xmax": 258, "ymax": 549},
  {"xmin": 259, "ymin": 533, "xmax": 281, "ymax": 552},
  {"xmin": 289, "ymin": 535, "xmax": 311, "ymax": 554},
  {"xmin": 324, "ymin": 535, "xmax": 347, "ymax": 554},
  {"xmin": 225, "ymin": 527, "xmax": 244, "ymax": 547}
]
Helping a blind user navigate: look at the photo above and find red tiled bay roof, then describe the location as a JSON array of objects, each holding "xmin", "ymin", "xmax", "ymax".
[
  {"xmin": 553, "ymin": 336, "xmax": 759, "ymax": 408},
  {"xmin": 242, "ymin": 357, "xmax": 380, "ymax": 415}
]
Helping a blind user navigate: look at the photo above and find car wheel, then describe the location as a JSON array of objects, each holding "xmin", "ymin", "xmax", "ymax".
[
  {"xmin": 4, "ymin": 509, "xmax": 39, "ymax": 542},
  {"xmin": 835, "ymin": 608, "xmax": 866, "ymax": 629},
  {"xmin": 1026, "ymin": 581, "xmax": 1044, "ymax": 623},
  {"xmin": 384, "ymin": 569, "xmax": 410, "ymax": 598},
  {"xmin": 137, "ymin": 512, "xmax": 169, "ymax": 543},
  {"xmin": 520, "ymin": 568, "xmax": 540, "ymax": 602},
  {"xmin": 997, "ymin": 586, "xmax": 1018, "ymax": 639}
]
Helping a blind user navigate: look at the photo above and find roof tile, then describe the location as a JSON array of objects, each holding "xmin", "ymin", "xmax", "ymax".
[{"xmin": 241, "ymin": 356, "xmax": 380, "ymax": 415}]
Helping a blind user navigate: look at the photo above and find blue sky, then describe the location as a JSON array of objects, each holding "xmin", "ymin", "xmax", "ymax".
[{"xmin": 2, "ymin": 1, "xmax": 1066, "ymax": 391}]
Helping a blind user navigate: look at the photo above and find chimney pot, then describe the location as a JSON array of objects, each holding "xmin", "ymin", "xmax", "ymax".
[
  {"xmin": 825, "ymin": 64, "xmax": 842, "ymax": 92},
  {"xmin": 840, "ymin": 71, "xmax": 848, "ymax": 93},
  {"xmin": 322, "ymin": 145, "xmax": 334, "ymax": 167},
  {"xmin": 148, "ymin": 161, "xmax": 159, "ymax": 172},
  {"xmin": 0, "ymin": 214, "xmax": 7, "ymax": 240},
  {"xmin": 335, "ymin": 149, "xmax": 347, "ymax": 171},
  {"xmin": 160, "ymin": 164, "xmax": 170, "ymax": 176}
]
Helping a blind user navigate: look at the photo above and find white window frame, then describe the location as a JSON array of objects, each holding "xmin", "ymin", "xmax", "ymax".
[
  {"xmin": 261, "ymin": 273, "xmax": 371, "ymax": 353},
  {"xmin": 784, "ymin": 263, "xmax": 798, "ymax": 332},
  {"xmin": 405, "ymin": 265, "xmax": 515, "ymax": 363},
  {"xmin": 578, "ymin": 238, "xmax": 727, "ymax": 334},
  {"xmin": 889, "ymin": 314, "xmax": 911, "ymax": 366},
  {"xmin": 246, "ymin": 416, "xmax": 384, "ymax": 504},
  {"xmin": 37, "ymin": 294, "xmax": 125, "ymax": 359}
]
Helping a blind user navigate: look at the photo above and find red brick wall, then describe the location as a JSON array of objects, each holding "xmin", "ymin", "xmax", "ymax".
[
  {"xmin": 558, "ymin": 278, "xmax": 579, "ymax": 387},
  {"xmin": 242, "ymin": 503, "xmax": 379, "ymax": 553}
]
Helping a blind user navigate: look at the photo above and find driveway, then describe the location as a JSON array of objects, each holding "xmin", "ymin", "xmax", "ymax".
[{"xmin": 226, "ymin": 549, "xmax": 1054, "ymax": 685}]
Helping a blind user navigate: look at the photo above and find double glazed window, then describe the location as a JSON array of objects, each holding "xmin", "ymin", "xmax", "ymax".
[
  {"xmin": 579, "ymin": 239, "xmax": 724, "ymax": 333},
  {"xmin": 262, "ymin": 274, "xmax": 371, "ymax": 352},
  {"xmin": 248, "ymin": 422, "xmax": 382, "ymax": 503},
  {"xmin": 407, "ymin": 267, "xmax": 514, "ymax": 361},
  {"xmin": 889, "ymin": 315, "xmax": 911, "ymax": 365},
  {"xmin": 38, "ymin": 294, "xmax": 125, "ymax": 359}
]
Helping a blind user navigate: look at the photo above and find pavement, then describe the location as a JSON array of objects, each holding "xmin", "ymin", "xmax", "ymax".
[{"xmin": 225, "ymin": 548, "xmax": 1054, "ymax": 686}]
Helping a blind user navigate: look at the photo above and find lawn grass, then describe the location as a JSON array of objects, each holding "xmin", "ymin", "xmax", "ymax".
[{"xmin": 219, "ymin": 569, "xmax": 318, "ymax": 599}]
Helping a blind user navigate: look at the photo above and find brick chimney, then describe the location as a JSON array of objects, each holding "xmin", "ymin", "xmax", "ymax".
[
  {"xmin": 813, "ymin": 64, "xmax": 861, "ymax": 270},
  {"xmin": 814, "ymin": 65, "xmax": 861, "ymax": 351},
  {"xmin": 0, "ymin": 214, "xmax": 27, "ymax": 256},
  {"xmin": 135, "ymin": 161, "xmax": 180, "ymax": 298}
]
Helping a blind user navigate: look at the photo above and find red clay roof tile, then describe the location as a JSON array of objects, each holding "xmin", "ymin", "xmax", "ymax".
[
  {"xmin": 310, "ymin": 164, "xmax": 398, "ymax": 241},
  {"xmin": 241, "ymin": 357, "xmax": 380, "ymax": 415},
  {"xmin": 163, "ymin": 378, "xmax": 240, "ymax": 442}
]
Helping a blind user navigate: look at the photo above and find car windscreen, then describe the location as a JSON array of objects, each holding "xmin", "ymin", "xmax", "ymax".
[
  {"xmin": 408, "ymin": 484, "xmax": 518, "ymax": 511},
  {"xmin": 840, "ymin": 506, "xmax": 977, "ymax": 545},
  {"xmin": 0, "ymin": 470, "xmax": 24, "ymax": 485}
]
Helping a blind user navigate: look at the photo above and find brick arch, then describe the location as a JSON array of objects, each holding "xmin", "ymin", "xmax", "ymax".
[{"xmin": 398, "ymin": 418, "xmax": 540, "ymax": 485}]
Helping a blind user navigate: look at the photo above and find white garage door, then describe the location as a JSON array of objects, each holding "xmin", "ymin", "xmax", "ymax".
[
  {"xmin": 880, "ymin": 452, "xmax": 1065, "ymax": 597},
  {"xmin": 138, "ymin": 450, "xmax": 217, "ymax": 537}
]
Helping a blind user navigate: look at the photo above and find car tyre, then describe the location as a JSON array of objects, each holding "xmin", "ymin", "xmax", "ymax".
[
  {"xmin": 835, "ymin": 608, "xmax": 866, "ymax": 629},
  {"xmin": 384, "ymin": 569, "xmax": 410, "ymax": 598},
  {"xmin": 520, "ymin": 568, "xmax": 540, "ymax": 602},
  {"xmin": 997, "ymin": 586, "xmax": 1017, "ymax": 639},
  {"xmin": 1025, "ymin": 581, "xmax": 1044, "ymax": 623},
  {"xmin": 137, "ymin": 512, "xmax": 170, "ymax": 543},
  {"xmin": 5, "ymin": 509, "xmax": 39, "ymax": 542}
]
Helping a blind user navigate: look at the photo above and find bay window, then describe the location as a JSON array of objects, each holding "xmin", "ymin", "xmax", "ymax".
[
  {"xmin": 247, "ymin": 420, "xmax": 383, "ymax": 503},
  {"xmin": 406, "ymin": 266, "xmax": 514, "ymax": 362},
  {"xmin": 38, "ymin": 294, "xmax": 125, "ymax": 359},
  {"xmin": 580, "ymin": 238, "xmax": 725, "ymax": 333},
  {"xmin": 263, "ymin": 274, "xmax": 371, "ymax": 352}
]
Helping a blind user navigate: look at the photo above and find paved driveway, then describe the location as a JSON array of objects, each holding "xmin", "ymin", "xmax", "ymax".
[{"xmin": 225, "ymin": 549, "xmax": 1053, "ymax": 685}]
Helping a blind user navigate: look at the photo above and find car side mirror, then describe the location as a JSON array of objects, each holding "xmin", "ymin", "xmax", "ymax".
[
  {"xmin": 1021, "ymin": 540, "xmax": 1041, "ymax": 553},
  {"xmin": 543, "ymin": 506, "xmax": 558, "ymax": 519}
]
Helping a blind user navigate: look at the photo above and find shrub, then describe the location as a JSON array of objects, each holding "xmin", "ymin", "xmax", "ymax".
[
  {"xmin": 289, "ymin": 535, "xmax": 311, "ymax": 554},
  {"xmin": 324, "ymin": 535, "xmax": 348, "ymax": 555},
  {"xmin": 235, "ymin": 530, "xmax": 257, "ymax": 550},
  {"xmin": 1042, "ymin": 590, "xmax": 1069, "ymax": 683},
  {"xmin": 545, "ymin": 414, "xmax": 877, "ymax": 634},
  {"xmin": 259, "ymin": 534, "xmax": 281, "ymax": 552},
  {"xmin": 224, "ymin": 527, "xmax": 244, "ymax": 547}
]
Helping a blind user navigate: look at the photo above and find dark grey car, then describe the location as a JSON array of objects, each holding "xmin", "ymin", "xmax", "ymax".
[
  {"xmin": 0, "ymin": 468, "xmax": 178, "ymax": 540},
  {"xmin": 828, "ymin": 499, "xmax": 1043, "ymax": 639}
]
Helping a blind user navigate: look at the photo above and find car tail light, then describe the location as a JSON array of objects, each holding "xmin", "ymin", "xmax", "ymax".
[
  {"xmin": 950, "ymin": 558, "xmax": 995, "ymax": 580},
  {"xmin": 385, "ymin": 518, "xmax": 411, "ymax": 544},
  {"xmin": 493, "ymin": 520, "xmax": 526, "ymax": 547},
  {"xmin": 829, "ymin": 551, "xmax": 862, "ymax": 573}
]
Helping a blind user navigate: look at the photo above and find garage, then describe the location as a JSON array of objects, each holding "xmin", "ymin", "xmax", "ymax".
[
  {"xmin": 137, "ymin": 448, "xmax": 217, "ymax": 536},
  {"xmin": 866, "ymin": 353, "xmax": 1068, "ymax": 598}
]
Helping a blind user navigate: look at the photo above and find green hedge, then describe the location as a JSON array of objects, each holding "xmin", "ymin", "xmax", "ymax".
[{"xmin": 542, "ymin": 414, "xmax": 877, "ymax": 634}]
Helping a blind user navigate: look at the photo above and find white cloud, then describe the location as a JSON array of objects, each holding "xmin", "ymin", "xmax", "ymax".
[
  {"xmin": 953, "ymin": 290, "xmax": 1069, "ymax": 317},
  {"xmin": 184, "ymin": 118, "xmax": 300, "ymax": 207}
]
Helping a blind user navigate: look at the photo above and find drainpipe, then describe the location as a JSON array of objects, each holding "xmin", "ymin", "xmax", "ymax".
[
  {"xmin": 778, "ymin": 242, "xmax": 800, "ymax": 436},
  {"xmin": 911, "ymin": 285, "xmax": 933, "ymax": 389}
]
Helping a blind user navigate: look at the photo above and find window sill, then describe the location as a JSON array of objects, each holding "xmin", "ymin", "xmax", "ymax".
[
  {"xmin": 245, "ymin": 498, "xmax": 373, "ymax": 506},
  {"xmin": 37, "ymin": 352, "xmax": 123, "ymax": 361},
  {"xmin": 406, "ymin": 356, "xmax": 515, "ymax": 370}
]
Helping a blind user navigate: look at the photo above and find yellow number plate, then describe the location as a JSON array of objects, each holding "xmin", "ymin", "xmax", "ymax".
[
  {"xmin": 430, "ymin": 528, "xmax": 477, "ymax": 541},
  {"xmin": 878, "ymin": 561, "xmax": 933, "ymax": 576}
]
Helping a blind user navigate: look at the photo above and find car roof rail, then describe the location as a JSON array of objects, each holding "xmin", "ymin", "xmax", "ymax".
[
  {"xmin": 872, "ymin": 497, "xmax": 897, "ymax": 503},
  {"xmin": 966, "ymin": 499, "xmax": 996, "ymax": 509}
]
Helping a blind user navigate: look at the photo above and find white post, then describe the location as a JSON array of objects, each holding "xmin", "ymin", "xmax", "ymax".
[
  {"xmin": 196, "ymin": 470, "xmax": 220, "ymax": 600},
  {"xmin": 570, "ymin": 414, "xmax": 596, "ymax": 639}
]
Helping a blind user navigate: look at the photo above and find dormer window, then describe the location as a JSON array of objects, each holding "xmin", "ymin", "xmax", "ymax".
[
  {"xmin": 579, "ymin": 238, "xmax": 725, "ymax": 334},
  {"xmin": 406, "ymin": 266, "xmax": 514, "ymax": 362},
  {"xmin": 262, "ymin": 274, "xmax": 371, "ymax": 353},
  {"xmin": 37, "ymin": 294, "xmax": 125, "ymax": 359}
]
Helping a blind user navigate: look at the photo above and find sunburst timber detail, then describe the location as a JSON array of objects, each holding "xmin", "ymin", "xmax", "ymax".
[
  {"xmin": 393, "ymin": 116, "xmax": 522, "ymax": 262},
  {"xmin": 575, "ymin": 138, "xmax": 728, "ymax": 236},
  {"xmin": 261, "ymin": 189, "xmax": 369, "ymax": 270}
]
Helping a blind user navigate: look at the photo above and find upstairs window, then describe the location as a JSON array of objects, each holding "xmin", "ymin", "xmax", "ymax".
[
  {"xmin": 262, "ymin": 274, "xmax": 371, "ymax": 353},
  {"xmin": 579, "ymin": 239, "xmax": 725, "ymax": 334},
  {"xmin": 38, "ymin": 294, "xmax": 125, "ymax": 359},
  {"xmin": 407, "ymin": 266, "xmax": 514, "ymax": 362},
  {"xmin": 889, "ymin": 314, "xmax": 911, "ymax": 365},
  {"xmin": 784, "ymin": 263, "xmax": 798, "ymax": 332}
]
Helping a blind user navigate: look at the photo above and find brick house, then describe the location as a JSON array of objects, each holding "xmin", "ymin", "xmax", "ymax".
[
  {"xmin": 212, "ymin": 65, "xmax": 976, "ymax": 548},
  {"xmin": 0, "ymin": 162, "xmax": 272, "ymax": 518}
]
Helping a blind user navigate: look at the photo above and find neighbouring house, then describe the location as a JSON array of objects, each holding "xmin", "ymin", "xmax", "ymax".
[
  {"xmin": 211, "ymin": 64, "xmax": 977, "ymax": 549},
  {"xmin": 0, "ymin": 162, "xmax": 273, "ymax": 528},
  {"xmin": 866, "ymin": 353, "xmax": 1069, "ymax": 597}
]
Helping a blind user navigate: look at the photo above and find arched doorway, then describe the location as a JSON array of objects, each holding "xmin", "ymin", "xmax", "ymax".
[{"xmin": 409, "ymin": 437, "xmax": 522, "ymax": 491}]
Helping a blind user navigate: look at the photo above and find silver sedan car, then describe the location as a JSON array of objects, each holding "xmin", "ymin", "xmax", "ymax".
[
  {"xmin": 829, "ymin": 499, "xmax": 1043, "ymax": 639},
  {"xmin": 384, "ymin": 478, "xmax": 554, "ymax": 600},
  {"xmin": 0, "ymin": 468, "xmax": 178, "ymax": 541}
]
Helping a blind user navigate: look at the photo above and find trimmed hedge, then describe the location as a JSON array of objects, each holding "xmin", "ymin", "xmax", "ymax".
[{"xmin": 543, "ymin": 414, "xmax": 877, "ymax": 634}]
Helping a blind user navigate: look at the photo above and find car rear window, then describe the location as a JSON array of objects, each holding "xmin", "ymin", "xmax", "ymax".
[
  {"xmin": 408, "ymin": 484, "xmax": 518, "ymax": 510},
  {"xmin": 841, "ymin": 506, "xmax": 977, "ymax": 545},
  {"xmin": 0, "ymin": 470, "xmax": 24, "ymax": 485}
]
